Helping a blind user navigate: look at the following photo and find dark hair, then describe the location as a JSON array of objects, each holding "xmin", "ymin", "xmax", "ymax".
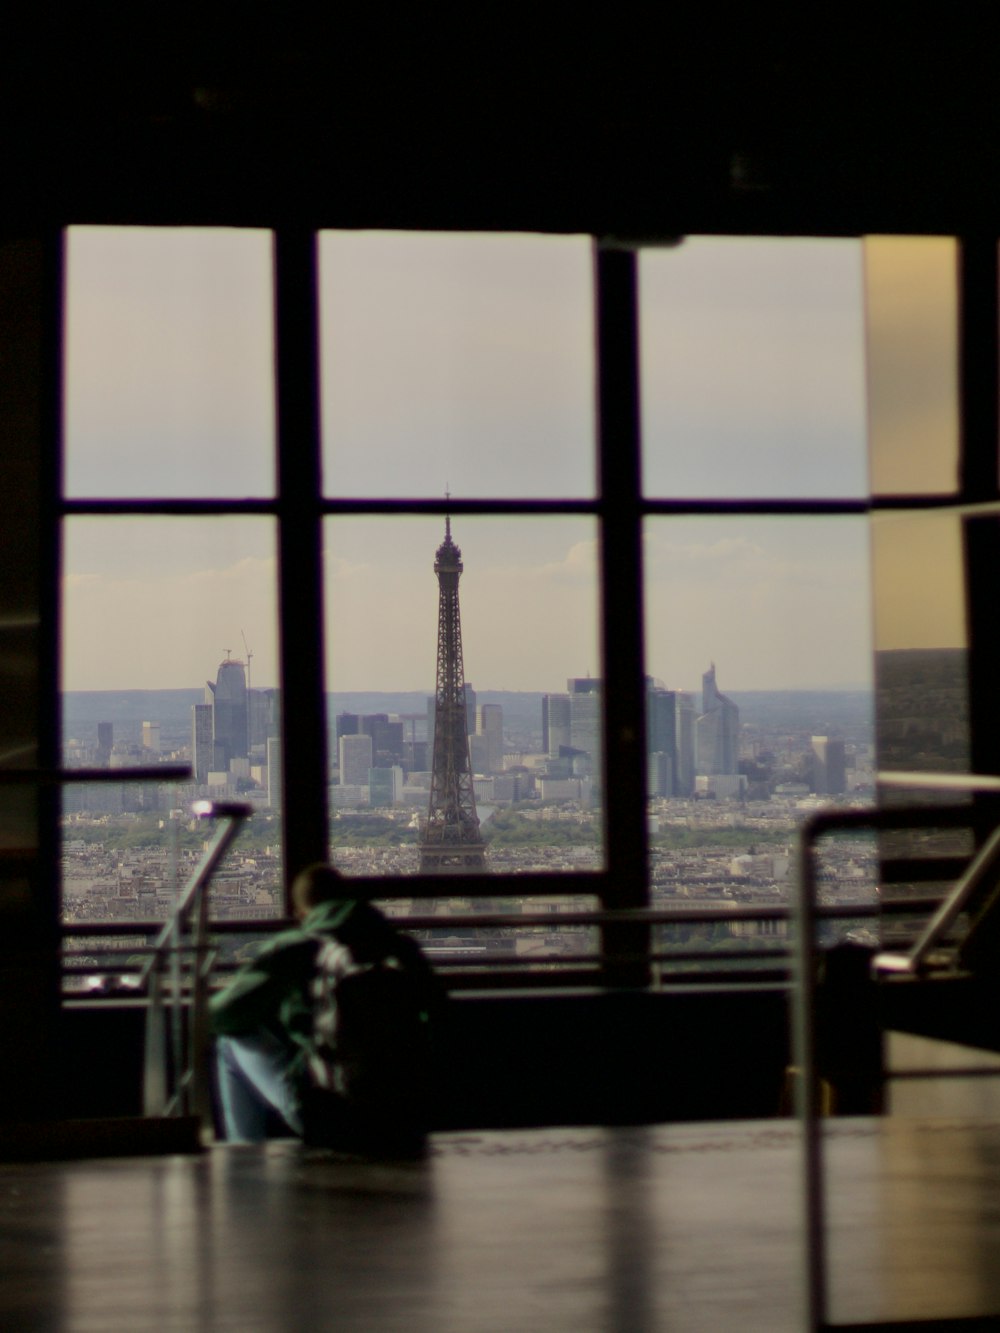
[{"xmin": 291, "ymin": 863, "xmax": 345, "ymax": 916}]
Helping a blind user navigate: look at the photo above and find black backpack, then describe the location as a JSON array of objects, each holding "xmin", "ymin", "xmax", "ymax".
[{"xmin": 302, "ymin": 925, "xmax": 434, "ymax": 1151}]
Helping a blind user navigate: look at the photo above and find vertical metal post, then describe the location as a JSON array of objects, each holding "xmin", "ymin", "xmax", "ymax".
[
  {"xmin": 595, "ymin": 243, "xmax": 650, "ymax": 985},
  {"xmin": 959, "ymin": 239, "xmax": 1000, "ymax": 856},
  {"xmin": 188, "ymin": 865, "xmax": 214, "ymax": 1127},
  {"xmin": 143, "ymin": 949, "xmax": 167, "ymax": 1117},
  {"xmin": 792, "ymin": 817, "xmax": 826, "ymax": 1332},
  {"xmin": 274, "ymin": 229, "xmax": 330, "ymax": 892}
]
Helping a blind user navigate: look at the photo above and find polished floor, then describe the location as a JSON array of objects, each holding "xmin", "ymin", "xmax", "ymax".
[{"xmin": 4, "ymin": 1116, "xmax": 1000, "ymax": 1331}]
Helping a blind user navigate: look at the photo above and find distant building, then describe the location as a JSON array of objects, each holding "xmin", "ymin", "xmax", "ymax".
[
  {"xmin": 675, "ymin": 692, "xmax": 696, "ymax": 794},
  {"xmin": 542, "ymin": 693, "xmax": 571, "ymax": 758},
  {"xmin": 477, "ymin": 703, "xmax": 504, "ymax": 773},
  {"xmin": 647, "ymin": 682, "xmax": 679, "ymax": 796},
  {"xmin": 646, "ymin": 683, "xmax": 696, "ymax": 796},
  {"xmin": 339, "ymin": 733, "xmax": 373, "ymax": 786},
  {"xmin": 206, "ymin": 657, "xmax": 249, "ymax": 768},
  {"xmin": 141, "ymin": 720, "xmax": 160, "ymax": 754},
  {"xmin": 568, "ymin": 677, "xmax": 601, "ymax": 798},
  {"xmin": 696, "ymin": 663, "xmax": 739, "ymax": 776},
  {"xmin": 249, "ymin": 687, "xmax": 280, "ymax": 753},
  {"xmin": 811, "ymin": 736, "xmax": 847, "ymax": 795},
  {"xmin": 266, "ymin": 735, "xmax": 281, "ymax": 809},
  {"xmin": 648, "ymin": 751, "xmax": 674, "ymax": 799},
  {"xmin": 191, "ymin": 704, "xmax": 213, "ymax": 784},
  {"xmin": 96, "ymin": 721, "xmax": 113, "ymax": 767},
  {"xmin": 369, "ymin": 765, "xmax": 403, "ymax": 806},
  {"xmin": 336, "ymin": 712, "xmax": 360, "ymax": 741},
  {"xmin": 363, "ymin": 714, "xmax": 404, "ymax": 766}
]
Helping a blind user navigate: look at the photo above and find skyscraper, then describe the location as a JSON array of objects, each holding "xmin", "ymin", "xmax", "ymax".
[
  {"xmin": 191, "ymin": 704, "xmax": 213, "ymax": 784},
  {"xmin": 696, "ymin": 663, "xmax": 740, "ymax": 776},
  {"xmin": 542, "ymin": 693, "xmax": 571, "ymax": 758},
  {"xmin": 95, "ymin": 721, "xmax": 113, "ymax": 767},
  {"xmin": 477, "ymin": 703, "xmax": 504, "ymax": 773},
  {"xmin": 206, "ymin": 655, "xmax": 249, "ymax": 769},
  {"xmin": 647, "ymin": 682, "xmax": 679, "ymax": 797},
  {"xmin": 420, "ymin": 519, "xmax": 485, "ymax": 873},
  {"xmin": 339, "ymin": 733, "xmax": 373, "ymax": 786},
  {"xmin": 811, "ymin": 735, "xmax": 847, "ymax": 795},
  {"xmin": 675, "ymin": 691, "xmax": 696, "ymax": 795},
  {"xmin": 568, "ymin": 676, "xmax": 601, "ymax": 796}
]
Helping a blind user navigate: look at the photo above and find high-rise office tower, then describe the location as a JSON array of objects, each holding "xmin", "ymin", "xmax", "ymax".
[
  {"xmin": 568, "ymin": 676, "xmax": 602, "ymax": 794},
  {"xmin": 141, "ymin": 720, "xmax": 160, "ymax": 754},
  {"xmin": 477, "ymin": 703, "xmax": 504, "ymax": 773},
  {"xmin": 191, "ymin": 704, "xmax": 213, "ymax": 784},
  {"xmin": 811, "ymin": 735, "xmax": 847, "ymax": 795},
  {"xmin": 675, "ymin": 692, "xmax": 696, "ymax": 795},
  {"xmin": 420, "ymin": 519, "xmax": 485, "ymax": 873},
  {"xmin": 369, "ymin": 765, "xmax": 403, "ymax": 807},
  {"xmin": 96, "ymin": 722, "xmax": 113, "ymax": 767},
  {"xmin": 363, "ymin": 714, "xmax": 404, "ymax": 767},
  {"xmin": 266, "ymin": 735, "xmax": 281, "ymax": 809},
  {"xmin": 696, "ymin": 663, "xmax": 739, "ymax": 776},
  {"xmin": 248, "ymin": 687, "xmax": 280, "ymax": 753},
  {"xmin": 336, "ymin": 712, "xmax": 361, "ymax": 741},
  {"xmin": 464, "ymin": 683, "xmax": 477, "ymax": 737},
  {"xmin": 542, "ymin": 693, "xmax": 571, "ymax": 758},
  {"xmin": 339, "ymin": 733, "xmax": 373, "ymax": 786},
  {"xmin": 647, "ymin": 682, "xmax": 678, "ymax": 796},
  {"xmin": 206, "ymin": 656, "xmax": 249, "ymax": 769}
]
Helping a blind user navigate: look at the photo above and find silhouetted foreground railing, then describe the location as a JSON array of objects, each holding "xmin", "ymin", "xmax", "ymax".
[
  {"xmin": 792, "ymin": 772, "xmax": 1000, "ymax": 1332},
  {"xmin": 139, "ymin": 802, "xmax": 251, "ymax": 1123}
]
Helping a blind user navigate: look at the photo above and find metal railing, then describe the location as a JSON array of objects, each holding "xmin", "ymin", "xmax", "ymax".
[
  {"xmin": 138, "ymin": 801, "xmax": 252, "ymax": 1124},
  {"xmin": 792, "ymin": 772, "xmax": 1000, "ymax": 1332}
]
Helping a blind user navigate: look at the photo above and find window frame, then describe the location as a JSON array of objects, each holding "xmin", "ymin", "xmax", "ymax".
[{"xmin": 56, "ymin": 227, "xmax": 1000, "ymax": 989}]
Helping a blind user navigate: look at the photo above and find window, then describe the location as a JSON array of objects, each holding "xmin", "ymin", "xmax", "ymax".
[{"xmin": 57, "ymin": 227, "xmax": 988, "ymax": 988}]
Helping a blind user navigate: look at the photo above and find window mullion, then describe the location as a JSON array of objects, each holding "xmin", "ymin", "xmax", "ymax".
[
  {"xmin": 274, "ymin": 229, "xmax": 329, "ymax": 890},
  {"xmin": 595, "ymin": 243, "xmax": 650, "ymax": 983}
]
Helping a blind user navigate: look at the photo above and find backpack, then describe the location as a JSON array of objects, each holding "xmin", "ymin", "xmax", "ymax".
[{"xmin": 302, "ymin": 929, "xmax": 433, "ymax": 1150}]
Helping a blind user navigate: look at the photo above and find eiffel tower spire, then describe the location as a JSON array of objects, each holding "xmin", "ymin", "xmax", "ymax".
[{"xmin": 420, "ymin": 518, "xmax": 486, "ymax": 874}]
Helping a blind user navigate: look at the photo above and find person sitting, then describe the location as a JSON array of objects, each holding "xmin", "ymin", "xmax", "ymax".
[{"xmin": 211, "ymin": 862, "xmax": 437, "ymax": 1151}]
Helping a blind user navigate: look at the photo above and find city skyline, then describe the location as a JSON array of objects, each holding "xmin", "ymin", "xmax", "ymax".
[{"xmin": 60, "ymin": 230, "xmax": 962, "ymax": 694}]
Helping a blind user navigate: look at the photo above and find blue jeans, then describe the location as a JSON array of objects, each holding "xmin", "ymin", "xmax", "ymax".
[{"xmin": 215, "ymin": 1032, "xmax": 304, "ymax": 1142}]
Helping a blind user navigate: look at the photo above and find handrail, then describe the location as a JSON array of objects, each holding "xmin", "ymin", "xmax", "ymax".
[
  {"xmin": 141, "ymin": 801, "xmax": 251, "ymax": 1125},
  {"xmin": 792, "ymin": 774, "xmax": 1000, "ymax": 1331}
]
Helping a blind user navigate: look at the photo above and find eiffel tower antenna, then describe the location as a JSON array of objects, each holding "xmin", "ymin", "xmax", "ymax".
[{"xmin": 420, "ymin": 514, "xmax": 485, "ymax": 874}]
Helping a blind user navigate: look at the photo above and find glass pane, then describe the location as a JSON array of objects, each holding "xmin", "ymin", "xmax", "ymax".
[
  {"xmin": 640, "ymin": 238, "xmax": 868, "ymax": 498},
  {"xmin": 319, "ymin": 232, "xmax": 595, "ymax": 497},
  {"xmin": 323, "ymin": 515, "xmax": 603, "ymax": 878},
  {"xmin": 872, "ymin": 511, "xmax": 967, "ymax": 754},
  {"xmin": 644, "ymin": 516, "xmax": 876, "ymax": 948},
  {"xmin": 871, "ymin": 512, "xmax": 969, "ymax": 924},
  {"xmin": 64, "ymin": 227, "xmax": 275, "ymax": 498},
  {"xmin": 864, "ymin": 236, "xmax": 959, "ymax": 496},
  {"xmin": 61, "ymin": 518, "xmax": 282, "ymax": 923}
]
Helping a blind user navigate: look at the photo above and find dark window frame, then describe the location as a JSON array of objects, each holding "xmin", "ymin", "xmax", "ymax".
[{"xmin": 57, "ymin": 228, "xmax": 1000, "ymax": 987}]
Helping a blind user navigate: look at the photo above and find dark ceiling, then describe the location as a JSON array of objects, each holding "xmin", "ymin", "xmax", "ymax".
[{"xmin": 3, "ymin": 10, "xmax": 998, "ymax": 234}]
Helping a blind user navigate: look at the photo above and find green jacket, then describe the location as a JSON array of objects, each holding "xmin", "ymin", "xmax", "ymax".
[{"xmin": 209, "ymin": 898, "xmax": 434, "ymax": 1072}]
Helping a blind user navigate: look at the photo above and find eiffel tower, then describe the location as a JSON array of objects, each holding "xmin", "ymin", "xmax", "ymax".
[{"xmin": 419, "ymin": 518, "xmax": 486, "ymax": 874}]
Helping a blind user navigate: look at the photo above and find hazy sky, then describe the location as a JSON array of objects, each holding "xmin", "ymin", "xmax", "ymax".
[{"xmin": 61, "ymin": 229, "xmax": 963, "ymax": 694}]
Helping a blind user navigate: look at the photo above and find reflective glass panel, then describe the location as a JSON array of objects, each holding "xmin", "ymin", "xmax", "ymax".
[
  {"xmin": 64, "ymin": 228, "xmax": 275, "ymax": 498},
  {"xmin": 61, "ymin": 518, "xmax": 282, "ymax": 923},
  {"xmin": 319, "ymin": 232, "xmax": 596, "ymax": 497},
  {"xmin": 864, "ymin": 236, "xmax": 959, "ymax": 496},
  {"xmin": 871, "ymin": 512, "xmax": 969, "ymax": 909},
  {"xmin": 323, "ymin": 515, "xmax": 603, "ymax": 877},
  {"xmin": 640, "ymin": 237, "xmax": 868, "ymax": 498}
]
